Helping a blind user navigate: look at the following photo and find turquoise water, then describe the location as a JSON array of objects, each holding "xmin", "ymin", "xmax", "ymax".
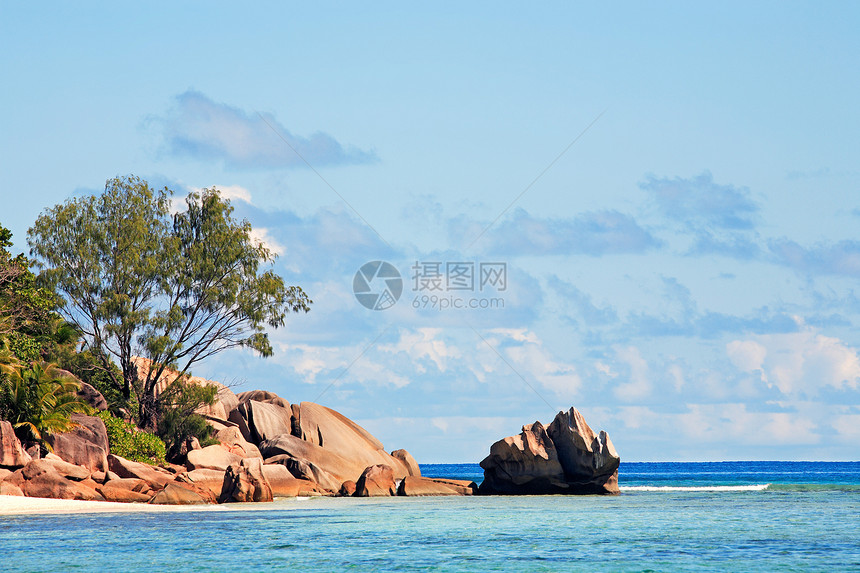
[{"xmin": 2, "ymin": 462, "xmax": 859, "ymax": 572}]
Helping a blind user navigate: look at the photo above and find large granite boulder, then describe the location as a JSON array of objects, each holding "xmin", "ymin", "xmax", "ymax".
[
  {"xmin": 264, "ymin": 453, "xmax": 343, "ymax": 492},
  {"xmin": 96, "ymin": 483, "xmax": 153, "ymax": 503},
  {"xmin": 214, "ymin": 426, "xmax": 262, "ymax": 459},
  {"xmin": 0, "ymin": 420, "xmax": 31, "ymax": 468},
  {"xmin": 261, "ymin": 434, "xmax": 362, "ymax": 489},
  {"xmin": 185, "ymin": 445, "xmax": 243, "ymax": 472},
  {"xmin": 391, "ymin": 449, "xmax": 421, "ymax": 477},
  {"xmin": 290, "ymin": 402, "xmax": 415, "ymax": 479},
  {"xmin": 108, "ymin": 454, "xmax": 174, "ymax": 489},
  {"xmin": 77, "ymin": 382, "xmax": 108, "ymax": 411},
  {"xmin": 150, "ymin": 483, "xmax": 213, "ymax": 505},
  {"xmin": 261, "ymin": 464, "xmax": 327, "ymax": 497},
  {"xmin": 52, "ymin": 368, "xmax": 108, "ymax": 412},
  {"xmin": 0, "ymin": 481, "xmax": 24, "ymax": 496},
  {"xmin": 479, "ymin": 407, "xmax": 620, "ymax": 495},
  {"xmin": 237, "ymin": 390, "xmax": 290, "ymax": 409},
  {"xmin": 220, "ymin": 457, "xmax": 273, "ymax": 503},
  {"xmin": 183, "ymin": 468, "xmax": 228, "ymax": 497},
  {"xmin": 46, "ymin": 413, "xmax": 109, "ymax": 473},
  {"xmin": 228, "ymin": 400, "xmax": 292, "ymax": 445},
  {"xmin": 354, "ymin": 464, "xmax": 396, "ymax": 497},
  {"xmin": 6, "ymin": 459, "xmax": 102, "ymax": 501},
  {"xmin": 547, "ymin": 407, "xmax": 620, "ymax": 493}
]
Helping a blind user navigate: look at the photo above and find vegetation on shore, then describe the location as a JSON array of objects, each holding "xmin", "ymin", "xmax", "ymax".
[{"xmin": 0, "ymin": 176, "xmax": 310, "ymax": 464}]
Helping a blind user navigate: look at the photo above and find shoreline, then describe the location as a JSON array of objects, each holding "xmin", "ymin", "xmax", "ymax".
[{"xmin": 0, "ymin": 495, "xmax": 320, "ymax": 516}]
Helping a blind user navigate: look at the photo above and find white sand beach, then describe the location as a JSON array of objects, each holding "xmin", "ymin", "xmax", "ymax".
[
  {"xmin": 0, "ymin": 495, "xmax": 188, "ymax": 515},
  {"xmin": 0, "ymin": 494, "xmax": 316, "ymax": 515}
]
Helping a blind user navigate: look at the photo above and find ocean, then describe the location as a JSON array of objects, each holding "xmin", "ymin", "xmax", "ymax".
[{"xmin": 1, "ymin": 461, "xmax": 858, "ymax": 572}]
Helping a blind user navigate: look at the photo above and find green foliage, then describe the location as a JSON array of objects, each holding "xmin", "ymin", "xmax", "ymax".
[
  {"xmin": 0, "ymin": 360, "xmax": 90, "ymax": 448},
  {"xmin": 97, "ymin": 410, "xmax": 166, "ymax": 465},
  {"xmin": 59, "ymin": 347, "xmax": 135, "ymax": 415},
  {"xmin": 0, "ymin": 222, "xmax": 58, "ymax": 361},
  {"xmin": 28, "ymin": 176, "xmax": 311, "ymax": 430},
  {"xmin": 156, "ymin": 379, "xmax": 218, "ymax": 459}
]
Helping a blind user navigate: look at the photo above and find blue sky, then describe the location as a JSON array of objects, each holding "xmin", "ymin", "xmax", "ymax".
[{"xmin": 2, "ymin": 2, "xmax": 859, "ymax": 462}]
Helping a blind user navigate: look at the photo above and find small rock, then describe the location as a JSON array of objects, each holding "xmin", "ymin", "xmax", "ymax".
[
  {"xmin": 337, "ymin": 480, "xmax": 356, "ymax": 497},
  {"xmin": 0, "ymin": 420, "xmax": 31, "ymax": 468},
  {"xmin": 354, "ymin": 465, "xmax": 396, "ymax": 497},
  {"xmin": 398, "ymin": 476, "xmax": 477, "ymax": 496}
]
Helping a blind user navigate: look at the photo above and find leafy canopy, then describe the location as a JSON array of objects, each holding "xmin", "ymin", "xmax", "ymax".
[
  {"xmin": 0, "ymin": 223, "xmax": 57, "ymax": 361},
  {"xmin": 28, "ymin": 175, "xmax": 311, "ymax": 430}
]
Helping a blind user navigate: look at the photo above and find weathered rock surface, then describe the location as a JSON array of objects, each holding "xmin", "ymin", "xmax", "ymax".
[
  {"xmin": 6, "ymin": 460, "xmax": 102, "ymax": 500},
  {"xmin": 237, "ymin": 390, "xmax": 290, "ymax": 409},
  {"xmin": 354, "ymin": 464, "xmax": 396, "ymax": 497},
  {"xmin": 264, "ymin": 453, "xmax": 343, "ymax": 492},
  {"xmin": 261, "ymin": 433, "xmax": 369, "ymax": 488},
  {"xmin": 96, "ymin": 483, "xmax": 152, "ymax": 503},
  {"xmin": 0, "ymin": 481, "xmax": 24, "ymax": 496},
  {"xmin": 52, "ymin": 368, "xmax": 108, "ymax": 412},
  {"xmin": 184, "ymin": 468, "xmax": 228, "ymax": 497},
  {"xmin": 47, "ymin": 413, "xmax": 109, "ymax": 473},
  {"xmin": 40, "ymin": 455, "xmax": 92, "ymax": 481},
  {"xmin": 214, "ymin": 426, "xmax": 262, "ymax": 459},
  {"xmin": 23, "ymin": 473, "xmax": 103, "ymax": 500},
  {"xmin": 108, "ymin": 454, "xmax": 173, "ymax": 488},
  {"xmin": 220, "ymin": 457, "xmax": 273, "ymax": 503},
  {"xmin": 479, "ymin": 407, "xmax": 620, "ymax": 495},
  {"xmin": 337, "ymin": 480, "xmax": 356, "ymax": 497},
  {"xmin": 546, "ymin": 407, "xmax": 620, "ymax": 493},
  {"xmin": 78, "ymin": 382, "xmax": 108, "ymax": 411},
  {"xmin": 185, "ymin": 445, "xmax": 243, "ymax": 472},
  {"xmin": 398, "ymin": 476, "xmax": 478, "ymax": 496},
  {"xmin": 0, "ymin": 420, "xmax": 31, "ymax": 468},
  {"xmin": 391, "ymin": 449, "xmax": 421, "ymax": 477},
  {"xmin": 261, "ymin": 464, "xmax": 327, "ymax": 497},
  {"xmin": 150, "ymin": 483, "xmax": 212, "ymax": 505},
  {"xmin": 289, "ymin": 402, "xmax": 415, "ymax": 479},
  {"xmin": 228, "ymin": 400, "xmax": 293, "ymax": 444}
]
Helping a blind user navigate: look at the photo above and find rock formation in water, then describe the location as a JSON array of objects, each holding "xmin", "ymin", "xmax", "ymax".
[{"xmin": 479, "ymin": 406, "xmax": 620, "ymax": 495}]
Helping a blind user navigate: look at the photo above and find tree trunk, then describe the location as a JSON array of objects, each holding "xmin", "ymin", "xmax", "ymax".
[{"xmin": 138, "ymin": 392, "xmax": 159, "ymax": 433}]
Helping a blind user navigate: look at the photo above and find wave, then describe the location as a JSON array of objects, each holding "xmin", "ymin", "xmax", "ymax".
[
  {"xmin": 621, "ymin": 483, "xmax": 860, "ymax": 493},
  {"xmin": 621, "ymin": 484, "xmax": 770, "ymax": 492}
]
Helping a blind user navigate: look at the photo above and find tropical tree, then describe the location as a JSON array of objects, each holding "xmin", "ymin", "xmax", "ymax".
[
  {"xmin": 28, "ymin": 176, "xmax": 311, "ymax": 430},
  {"xmin": 0, "ymin": 224, "xmax": 57, "ymax": 361},
  {"xmin": 0, "ymin": 359, "xmax": 89, "ymax": 449}
]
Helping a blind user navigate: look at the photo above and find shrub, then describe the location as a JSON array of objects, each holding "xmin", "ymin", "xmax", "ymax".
[{"xmin": 97, "ymin": 410, "xmax": 166, "ymax": 466}]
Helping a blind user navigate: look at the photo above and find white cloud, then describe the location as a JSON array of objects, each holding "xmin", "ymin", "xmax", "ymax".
[
  {"xmin": 248, "ymin": 227, "xmax": 285, "ymax": 256},
  {"xmin": 215, "ymin": 184, "xmax": 252, "ymax": 203},
  {"xmin": 668, "ymin": 363, "xmax": 685, "ymax": 392},
  {"xmin": 727, "ymin": 326, "xmax": 860, "ymax": 395},
  {"xmin": 379, "ymin": 328, "xmax": 461, "ymax": 373},
  {"xmin": 613, "ymin": 346, "xmax": 652, "ymax": 401},
  {"xmin": 155, "ymin": 90, "xmax": 377, "ymax": 169},
  {"xmin": 726, "ymin": 340, "xmax": 767, "ymax": 375},
  {"xmin": 677, "ymin": 403, "xmax": 820, "ymax": 446}
]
